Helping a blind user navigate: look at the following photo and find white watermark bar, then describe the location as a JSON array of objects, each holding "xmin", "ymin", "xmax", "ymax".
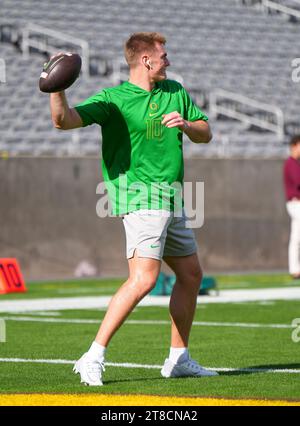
[
  {"xmin": 96, "ymin": 177, "xmax": 205, "ymax": 229},
  {"xmin": 0, "ymin": 319, "xmax": 6, "ymax": 343},
  {"xmin": 291, "ymin": 58, "xmax": 300, "ymax": 83},
  {"xmin": 291, "ymin": 318, "xmax": 300, "ymax": 343},
  {"xmin": 0, "ymin": 59, "xmax": 6, "ymax": 83}
]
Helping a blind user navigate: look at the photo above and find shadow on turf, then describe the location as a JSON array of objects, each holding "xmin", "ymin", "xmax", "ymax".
[
  {"xmin": 220, "ymin": 363, "xmax": 300, "ymax": 376},
  {"xmin": 103, "ymin": 376, "xmax": 167, "ymax": 385},
  {"xmin": 94, "ymin": 363, "xmax": 300, "ymax": 384}
]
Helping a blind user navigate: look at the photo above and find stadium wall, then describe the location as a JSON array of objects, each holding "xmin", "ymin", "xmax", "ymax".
[{"xmin": 0, "ymin": 157, "xmax": 289, "ymax": 280}]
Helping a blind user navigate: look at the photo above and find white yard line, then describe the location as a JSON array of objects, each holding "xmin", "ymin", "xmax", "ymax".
[
  {"xmin": 1, "ymin": 287, "xmax": 300, "ymax": 313},
  {"xmin": 0, "ymin": 357, "xmax": 299, "ymax": 374},
  {"xmin": 0, "ymin": 316, "xmax": 294, "ymax": 329}
]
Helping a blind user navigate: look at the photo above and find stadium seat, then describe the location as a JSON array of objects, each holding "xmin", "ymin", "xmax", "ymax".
[{"xmin": 1, "ymin": 0, "xmax": 298, "ymax": 157}]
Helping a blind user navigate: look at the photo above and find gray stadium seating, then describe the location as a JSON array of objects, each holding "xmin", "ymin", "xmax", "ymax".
[{"xmin": 0, "ymin": 0, "xmax": 299, "ymax": 157}]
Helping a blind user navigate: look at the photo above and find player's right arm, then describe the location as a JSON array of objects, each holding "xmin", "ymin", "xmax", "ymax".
[{"xmin": 50, "ymin": 91, "xmax": 83, "ymax": 130}]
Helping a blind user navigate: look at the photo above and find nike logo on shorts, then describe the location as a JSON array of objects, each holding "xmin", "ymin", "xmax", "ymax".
[{"xmin": 150, "ymin": 244, "xmax": 160, "ymax": 248}]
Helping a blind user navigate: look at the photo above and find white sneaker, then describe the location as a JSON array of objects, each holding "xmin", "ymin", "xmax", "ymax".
[
  {"xmin": 161, "ymin": 358, "xmax": 219, "ymax": 378},
  {"xmin": 73, "ymin": 353, "xmax": 105, "ymax": 386}
]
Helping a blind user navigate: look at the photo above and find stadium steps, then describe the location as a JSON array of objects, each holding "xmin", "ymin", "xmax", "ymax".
[{"xmin": 1, "ymin": 0, "xmax": 300, "ymax": 157}]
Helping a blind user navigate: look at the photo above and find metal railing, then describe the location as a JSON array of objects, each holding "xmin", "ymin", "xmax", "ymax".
[
  {"xmin": 21, "ymin": 24, "xmax": 90, "ymax": 78},
  {"xmin": 209, "ymin": 89, "xmax": 285, "ymax": 139},
  {"xmin": 262, "ymin": 0, "xmax": 300, "ymax": 19}
]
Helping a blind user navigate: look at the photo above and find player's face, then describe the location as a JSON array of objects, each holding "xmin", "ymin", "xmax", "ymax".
[
  {"xmin": 149, "ymin": 43, "xmax": 170, "ymax": 81},
  {"xmin": 296, "ymin": 143, "xmax": 300, "ymax": 159},
  {"xmin": 291, "ymin": 142, "xmax": 300, "ymax": 159}
]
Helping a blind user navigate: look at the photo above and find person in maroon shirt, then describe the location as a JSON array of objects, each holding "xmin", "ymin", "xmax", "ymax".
[{"xmin": 283, "ymin": 135, "xmax": 300, "ymax": 278}]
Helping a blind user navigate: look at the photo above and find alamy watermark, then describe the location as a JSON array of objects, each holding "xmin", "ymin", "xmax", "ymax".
[
  {"xmin": 291, "ymin": 58, "xmax": 300, "ymax": 83},
  {"xmin": 96, "ymin": 176, "xmax": 205, "ymax": 228},
  {"xmin": 0, "ymin": 59, "xmax": 6, "ymax": 83},
  {"xmin": 0, "ymin": 319, "xmax": 6, "ymax": 343},
  {"xmin": 291, "ymin": 318, "xmax": 300, "ymax": 343}
]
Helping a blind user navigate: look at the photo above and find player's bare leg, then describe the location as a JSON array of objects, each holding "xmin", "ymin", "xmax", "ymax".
[
  {"xmin": 163, "ymin": 253, "xmax": 202, "ymax": 348},
  {"xmin": 95, "ymin": 251, "xmax": 161, "ymax": 347},
  {"xmin": 160, "ymin": 253, "xmax": 218, "ymax": 377},
  {"xmin": 74, "ymin": 251, "xmax": 161, "ymax": 385}
]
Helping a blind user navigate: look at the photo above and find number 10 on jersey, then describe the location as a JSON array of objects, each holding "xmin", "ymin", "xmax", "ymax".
[{"xmin": 146, "ymin": 118, "xmax": 163, "ymax": 140}]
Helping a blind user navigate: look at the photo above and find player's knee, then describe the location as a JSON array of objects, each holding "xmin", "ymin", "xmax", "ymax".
[
  {"xmin": 188, "ymin": 266, "xmax": 203, "ymax": 290},
  {"xmin": 139, "ymin": 275, "xmax": 157, "ymax": 294},
  {"xmin": 129, "ymin": 274, "xmax": 157, "ymax": 296},
  {"xmin": 176, "ymin": 267, "xmax": 202, "ymax": 293}
]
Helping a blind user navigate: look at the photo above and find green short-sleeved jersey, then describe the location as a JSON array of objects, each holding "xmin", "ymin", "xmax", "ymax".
[{"xmin": 75, "ymin": 79, "xmax": 208, "ymax": 215}]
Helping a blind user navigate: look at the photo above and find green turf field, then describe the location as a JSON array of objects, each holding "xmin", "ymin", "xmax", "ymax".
[{"xmin": 0, "ymin": 274, "xmax": 300, "ymax": 401}]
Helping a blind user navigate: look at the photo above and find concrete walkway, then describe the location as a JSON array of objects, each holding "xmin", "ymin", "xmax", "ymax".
[{"xmin": 0, "ymin": 287, "xmax": 300, "ymax": 312}]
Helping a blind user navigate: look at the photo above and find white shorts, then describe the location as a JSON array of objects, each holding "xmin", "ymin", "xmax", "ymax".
[{"xmin": 122, "ymin": 209, "xmax": 198, "ymax": 260}]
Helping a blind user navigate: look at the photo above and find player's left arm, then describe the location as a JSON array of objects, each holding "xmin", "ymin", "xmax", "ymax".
[{"xmin": 161, "ymin": 111, "xmax": 212, "ymax": 143}]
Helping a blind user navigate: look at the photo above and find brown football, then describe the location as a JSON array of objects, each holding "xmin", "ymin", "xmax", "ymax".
[{"xmin": 39, "ymin": 53, "xmax": 82, "ymax": 93}]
